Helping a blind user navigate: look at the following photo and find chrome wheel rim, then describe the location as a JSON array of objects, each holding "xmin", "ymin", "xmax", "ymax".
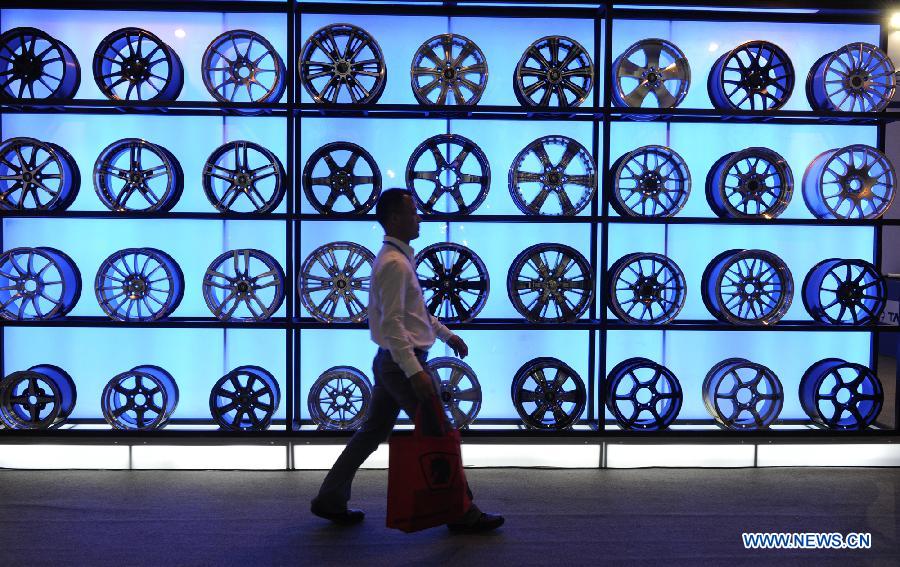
[
  {"xmin": 95, "ymin": 248, "xmax": 184, "ymax": 322},
  {"xmin": 514, "ymin": 35, "xmax": 593, "ymax": 107},
  {"xmin": 411, "ymin": 33, "xmax": 488, "ymax": 105},
  {"xmin": 415, "ymin": 243, "xmax": 489, "ymax": 323},
  {"xmin": 93, "ymin": 27, "xmax": 183, "ymax": 101},
  {"xmin": 202, "ymin": 29, "xmax": 285, "ymax": 104},
  {"xmin": 708, "ymin": 40, "xmax": 794, "ymax": 111},
  {"xmin": 509, "ymin": 135, "xmax": 595, "ymax": 216},
  {"xmin": 703, "ymin": 358, "xmax": 783, "ymax": 430},
  {"xmin": 605, "ymin": 358, "xmax": 682, "ymax": 430},
  {"xmin": 0, "ymin": 137, "xmax": 80, "ymax": 211},
  {"xmin": 0, "ymin": 27, "xmax": 80, "ymax": 100},
  {"xmin": 0, "ymin": 246, "xmax": 80, "ymax": 320},
  {"xmin": 203, "ymin": 140, "xmax": 285, "ymax": 214},
  {"xmin": 407, "ymin": 134, "xmax": 490, "ymax": 215},
  {"xmin": 612, "ymin": 145, "xmax": 690, "ymax": 217},
  {"xmin": 512, "ymin": 357, "xmax": 585, "ymax": 430},
  {"xmin": 706, "ymin": 147, "xmax": 793, "ymax": 218},
  {"xmin": 608, "ymin": 252, "xmax": 686, "ymax": 324},
  {"xmin": 299, "ymin": 23, "xmax": 386, "ymax": 104},
  {"xmin": 612, "ymin": 38, "xmax": 690, "ymax": 108},
  {"xmin": 93, "ymin": 138, "xmax": 183, "ymax": 212},
  {"xmin": 210, "ymin": 365, "xmax": 280, "ymax": 431},
  {"xmin": 428, "ymin": 356, "xmax": 481, "ymax": 429},
  {"xmin": 202, "ymin": 249, "xmax": 285, "ymax": 321},
  {"xmin": 802, "ymin": 259, "xmax": 886, "ymax": 325},
  {"xmin": 299, "ymin": 242, "xmax": 374, "ymax": 323},
  {"xmin": 101, "ymin": 365, "xmax": 178, "ymax": 430},
  {"xmin": 702, "ymin": 249, "xmax": 793, "ymax": 325},
  {"xmin": 507, "ymin": 243, "xmax": 592, "ymax": 323},
  {"xmin": 308, "ymin": 366, "xmax": 371, "ymax": 430},
  {"xmin": 807, "ymin": 42, "xmax": 896, "ymax": 112},
  {"xmin": 303, "ymin": 142, "xmax": 381, "ymax": 215},
  {"xmin": 802, "ymin": 144, "xmax": 895, "ymax": 220}
]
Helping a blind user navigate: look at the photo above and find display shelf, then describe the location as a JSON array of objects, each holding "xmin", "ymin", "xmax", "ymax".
[
  {"xmin": 297, "ymin": 103, "xmax": 598, "ymax": 121},
  {"xmin": 293, "ymin": 318, "xmax": 896, "ymax": 333},
  {"xmin": 0, "ymin": 0, "xmax": 291, "ymax": 14},
  {"xmin": 0, "ymin": 99, "xmax": 290, "ymax": 117},
  {"xmin": 609, "ymin": 107, "xmax": 900, "ymax": 125},
  {"xmin": 296, "ymin": 0, "xmax": 603, "ymax": 19},
  {"xmin": 0, "ymin": 0, "xmax": 894, "ymax": 443},
  {"xmin": 0, "ymin": 316, "xmax": 291, "ymax": 329},
  {"xmin": 0, "ymin": 211, "xmax": 291, "ymax": 221}
]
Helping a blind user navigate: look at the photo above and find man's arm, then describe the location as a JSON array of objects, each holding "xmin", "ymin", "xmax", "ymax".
[{"xmin": 430, "ymin": 314, "xmax": 468, "ymax": 358}]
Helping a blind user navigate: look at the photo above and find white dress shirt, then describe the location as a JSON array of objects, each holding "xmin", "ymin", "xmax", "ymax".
[{"xmin": 369, "ymin": 236, "xmax": 455, "ymax": 377}]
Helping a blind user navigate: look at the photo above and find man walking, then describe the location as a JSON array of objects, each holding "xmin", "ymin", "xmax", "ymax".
[{"xmin": 310, "ymin": 188, "xmax": 504, "ymax": 533}]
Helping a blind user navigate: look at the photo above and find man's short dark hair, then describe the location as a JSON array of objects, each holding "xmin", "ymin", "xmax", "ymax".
[{"xmin": 375, "ymin": 188, "xmax": 412, "ymax": 228}]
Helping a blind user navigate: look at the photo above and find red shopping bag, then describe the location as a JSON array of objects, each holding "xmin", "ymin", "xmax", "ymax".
[{"xmin": 386, "ymin": 399, "xmax": 471, "ymax": 532}]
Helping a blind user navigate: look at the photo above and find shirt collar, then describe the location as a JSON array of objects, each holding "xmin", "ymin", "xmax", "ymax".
[{"xmin": 383, "ymin": 236, "xmax": 414, "ymax": 260}]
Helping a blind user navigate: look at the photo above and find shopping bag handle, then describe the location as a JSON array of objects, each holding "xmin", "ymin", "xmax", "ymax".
[{"xmin": 413, "ymin": 396, "xmax": 450, "ymax": 438}]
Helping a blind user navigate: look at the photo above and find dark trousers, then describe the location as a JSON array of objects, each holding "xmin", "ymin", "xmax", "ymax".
[{"xmin": 314, "ymin": 348, "xmax": 476, "ymax": 513}]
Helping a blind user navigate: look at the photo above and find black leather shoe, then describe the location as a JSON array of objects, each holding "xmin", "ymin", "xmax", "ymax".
[
  {"xmin": 310, "ymin": 501, "xmax": 365, "ymax": 525},
  {"xmin": 447, "ymin": 512, "xmax": 504, "ymax": 534}
]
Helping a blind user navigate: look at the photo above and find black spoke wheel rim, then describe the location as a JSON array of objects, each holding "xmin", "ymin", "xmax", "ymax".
[
  {"xmin": 514, "ymin": 35, "xmax": 593, "ymax": 108},
  {"xmin": 308, "ymin": 365, "xmax": 372, "ymax": 430},
  {"xmin": 706, "ymin": 147, "xmax": 793, "ymax": 218},
  {"xmin": 0, "ymin": 246, "xmax": 81, "ymax": 320},
  {"xmin": 802, "ymin": 144, "xmax": 895, "ymax": 220},
  {"xmin": 509, "ymin": 135, "xmax": 595, "ymax": 216},
  {"xmin": 299, "ymin": 23, "xmax": 386, "ymax": 105},
  {"xmin": 802, "ymin": 259, "xmax": 886, "ymax": 325},
  {"xmin": 702, "ymin": 249, "xmax": 793, "ymax": 325},
  {"xmin": 0, "ymin": 365, "xmax": 75, "ymax": 429},
  {"xmin": 507, "ymin": 243, "xmax": 592, "ymax": 323},
  {"xmin": 202, "ymin": 29, "xmax": 285, "ymax": 104},
  {"xmin": 612, "ymin": 145, "xmax": 690, "ymax": 217},
  {"xmin": 708, "ymin": 40, "xmax": 794, "ymax": 111},
  {"xmin": 428, "ymin": 357, "xmax": 481, "ymax": 429},
  {"xmin": 0, "ymin": 137, "xmax": 80, "ymax": 211},
  {"xmin": 605, "ymin": 357, "xmax": 682, "ymax": 430},
  {"xmin": 302, "ymin": 141, "xmax": 381, "ymax": 215},
  {"xmin": 210, "ymin": 365, "xmax": 280, "ymax": 431},
  {"xmin": 93, "ymin": 27, "xmax": 183, "ymax": 102},
  {"xmin": 800, "ymin": 358, "xmax": 882, "ymax": 430},
  {"xmin": 807, "ymin": 42, "xmax": 896, "ymax": 112},
  {"xmin": 95, "ymin": 247, "xmax": 184, "ymax": 322},
  {"xmin": 512, "ymin": 357, "xmax": 586, "ymax": 430},
  {"xmin": 93, "ymin": 138, "xmax": 183, "ymax": 212},
  {"xmin": 411, "ymin": 33, "xmax": 488, "ymax": 105},
  {"xmin": 612, "ymin": 38, "xmax": 690, "ymax": 108},
  {"xmin": 0, "ymin": 26, "xmax": 80, "ymax": 100},
  {"xmin": 407, "ymin": 134, "xmax": 490, "ymax": 215},
  {"xmin": 416, "ymin": 243, "xmax": 489, "ymax": 323},
  {"xmin": 300, "ymin": 241, "xmax": 374, "ymax": 323},
  {"xmin": 101, "ymin": 365, "xmax": 178, "ymax": 430},
  {"xmin": 202, "ymin": 249, "xmax": 285, "ymax": 321},
  {"xmin": 608, "ymin": 252, "xmax": 686, "ymax": 324},
  {"xmin": 702, "ymin": 358, "xmax": 783, "ymax": 430},
  {"xmin": 203, "ymin": 140, "xmax": 285, "ymax": 214}
]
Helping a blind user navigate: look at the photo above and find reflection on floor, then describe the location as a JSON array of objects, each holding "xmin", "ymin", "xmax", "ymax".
[{"xmin": 0, "ymin": 468, "xmax": 897, "ymax": 566}]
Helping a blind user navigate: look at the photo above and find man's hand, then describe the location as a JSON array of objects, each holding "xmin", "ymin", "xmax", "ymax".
[
  {"xmin": 447, "ymin": 335, "xmax": 469, "ymax": 358},
  {"xmin": 411, "ymin": 370, "xmax": 438, "ymax": 401}
]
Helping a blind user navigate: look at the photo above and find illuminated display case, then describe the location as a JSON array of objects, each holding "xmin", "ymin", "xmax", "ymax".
[{"xmin": 0, "ymin": 0, "xmax": 897, "ymax": 454}]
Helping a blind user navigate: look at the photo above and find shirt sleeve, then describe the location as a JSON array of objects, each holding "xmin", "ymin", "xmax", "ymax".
[
  {"xmin": 377, "ymin": 259, "xmax": 425, "ymax": 378},
  {"xmin": 430, "ymin": 314, "xmax": 455, "ymax": 342}
]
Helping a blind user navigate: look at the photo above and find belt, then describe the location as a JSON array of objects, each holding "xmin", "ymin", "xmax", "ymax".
[{"xmin": 378, "ymin": 347, "xmax": 428, "ymax": 357}]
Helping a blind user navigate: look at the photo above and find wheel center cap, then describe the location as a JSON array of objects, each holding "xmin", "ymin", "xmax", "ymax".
[
  {"xmin": 644, "ymin": 68, "xmax": 661, "ymax": 87},
  {"xmin": 847, "ymin": 73, "xmax": 867, "ymax": 91},
  {"xmin": 335, "ymin": 60, "xmax": 351, "ymax": 75},
  {"xmin": 639, "ymin": 172, "xmax": 662, "ymax": 192},
  {"xmin": 546, "ymin": 171, "xmax": 562, "ymax": 186},
  {"xmin": 125, "ymin": 276, "xmax": 147, "ymax": 297},
  {"xmin": 548, "ymin": 68, "xmax": 561, "ymax": 83},
  {"xmin": 442, "ymin": 66, "xmax": 457, "ymax": 81}
]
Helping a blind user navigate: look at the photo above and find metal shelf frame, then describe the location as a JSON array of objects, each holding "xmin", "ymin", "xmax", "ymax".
[{"xmin": 0, "ymin": 0, "xmax": 896, "ymax": 442}]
